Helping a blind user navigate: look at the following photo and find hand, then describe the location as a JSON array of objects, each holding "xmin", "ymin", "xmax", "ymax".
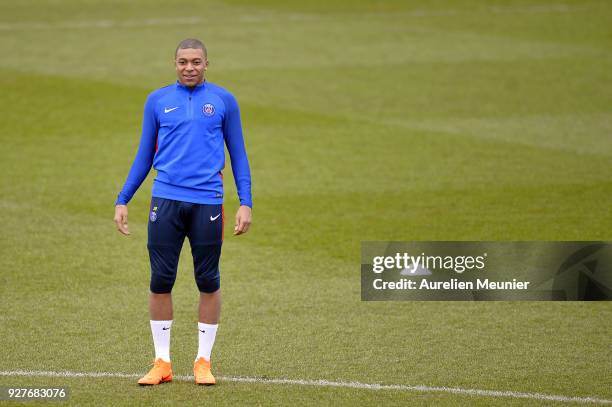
[
  {"xmin": 234, "ymin": 205, "xmax": 252, "ymax": 235},
  {"xmin": 114, "ymin": 205, "xmax": 130, "ymax": 235}
]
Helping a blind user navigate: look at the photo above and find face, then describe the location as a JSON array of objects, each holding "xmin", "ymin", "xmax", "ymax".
[{"xmin": 175, "ymin": 48, "xmax": 208, "ymax": 87}]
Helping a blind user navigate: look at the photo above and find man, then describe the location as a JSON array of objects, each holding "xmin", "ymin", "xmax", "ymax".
[{"xmin": 113, "ymin": 38, "xmax": 252, "ymax": 386}]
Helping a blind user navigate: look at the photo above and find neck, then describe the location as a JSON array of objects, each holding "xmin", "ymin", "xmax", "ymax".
[{"xmin": 182, "ymin": 78, "xmax": 205, "ymax": 88}]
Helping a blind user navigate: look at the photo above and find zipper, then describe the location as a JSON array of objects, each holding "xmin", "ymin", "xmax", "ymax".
[{"xmin": 185, "ymin": 84, "xmax": 201, "ymax": 119}]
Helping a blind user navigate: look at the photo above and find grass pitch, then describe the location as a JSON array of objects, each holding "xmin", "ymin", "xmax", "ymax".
[{"xmin": 0, "ymin": 1, "xmax": 611, "ymax": 405}]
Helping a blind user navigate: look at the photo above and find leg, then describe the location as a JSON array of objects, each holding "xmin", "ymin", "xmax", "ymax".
[
  {"xmin": 150, "ymin": 293, "xmax": 173, "ymax": 320},
  {"xmin": 142, "ymin": 198, "xmax": 185, "ymax": 379},
  {"xmin": 148, "ymin": 197, "xmax": 186, "ymax": 302},
  {"xmin": 199, "ymin": 289, "xmax": 221, "ymax": 324},
  {"xmin": 191, "ymin": 243, "xmax": 222, "ymax": 364},
  {"xmin": 188, "ymin": 203, "xmax": 223, "ymax": 311},
  {"xmin": 188, "ymin": 203, "xmax": 223, "ymax": 384},
  {"xmin": 191, "ymin": 241, "xmax": 222, "ymax": 370},
  {"xmin": 194, "ymin": 286, "xmax": 221, "ymax": 385}
]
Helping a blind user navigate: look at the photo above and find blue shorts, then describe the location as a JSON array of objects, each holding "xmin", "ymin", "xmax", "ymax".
[{"xmin": 147, "ymin": 197, "xmax": 223, "ymax": 294}]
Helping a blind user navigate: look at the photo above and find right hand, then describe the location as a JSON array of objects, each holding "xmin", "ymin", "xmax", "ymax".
[{"xmin": 114, "ymin": 205, "xmax": 130, "ymax": 235}]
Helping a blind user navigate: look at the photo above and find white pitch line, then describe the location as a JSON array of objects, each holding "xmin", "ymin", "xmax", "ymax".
[{"xmin": 0, "ymin": 370, "xmax": 610, "ymax": 404}]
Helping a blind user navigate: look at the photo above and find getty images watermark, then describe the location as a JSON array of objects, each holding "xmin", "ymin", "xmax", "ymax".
[
  {"xmin": 371, "ymin": 252, "xmax": 529, "ymax": 290},
  {"xmin": 361, "ymin": 242, "xmax": 612, "ymax": 301}
]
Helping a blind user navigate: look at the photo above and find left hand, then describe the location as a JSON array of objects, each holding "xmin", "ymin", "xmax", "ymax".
[{"xmin": 234, "ymin": 205, "xmax": 252, "ymax": 235}]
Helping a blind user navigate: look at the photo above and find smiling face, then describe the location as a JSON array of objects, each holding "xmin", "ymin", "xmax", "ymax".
[{"xmin": 175, "ymin": 48, "xmax": 208, "ymax": 87}]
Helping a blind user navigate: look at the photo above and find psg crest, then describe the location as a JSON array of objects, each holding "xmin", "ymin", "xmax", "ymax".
[
  {"xmin": 150, "ymin": 206, "xmax": 158, "ymax": 222},
  {"xmin": 203, "ymin": 103, "xmax": 215, "ymax": 116}
]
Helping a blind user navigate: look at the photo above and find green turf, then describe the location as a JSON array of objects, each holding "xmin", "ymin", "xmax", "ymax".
[{"xmin": 1, "ymin": 0, "xmax": 611, "ymax": 405}]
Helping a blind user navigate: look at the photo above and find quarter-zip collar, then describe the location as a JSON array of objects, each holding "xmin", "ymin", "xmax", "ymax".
[{"xmin": 176, "ymin": 80, "xmax": 205, "ymax": 119}]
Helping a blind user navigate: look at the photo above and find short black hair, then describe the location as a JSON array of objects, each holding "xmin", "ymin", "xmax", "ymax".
[{"xmin": 175, "ymin": 38, "xmax": 207, "ymax": 58}]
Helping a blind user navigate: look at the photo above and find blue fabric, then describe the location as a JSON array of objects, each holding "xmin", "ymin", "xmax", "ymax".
[
  {"xmin": 116, "ymin": 81, "xmax": 252, "ymax": 207},
  {"xmin": 147, "ymin": 197, "xmax": 222, "ymax": 293}
]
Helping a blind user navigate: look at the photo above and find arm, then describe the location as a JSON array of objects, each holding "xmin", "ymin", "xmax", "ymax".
[
  {"xmin": 222, "ymin": 93, "xmax": 252, "ymax": 235},
  {"xmin": 114, "ymin": 94, "xmax": 158, "ymax": 235}
]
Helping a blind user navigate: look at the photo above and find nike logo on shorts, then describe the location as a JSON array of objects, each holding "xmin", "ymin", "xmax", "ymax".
[{"xmin": 210, "ymin": 214, "xmax": 221, "ymax": 221}]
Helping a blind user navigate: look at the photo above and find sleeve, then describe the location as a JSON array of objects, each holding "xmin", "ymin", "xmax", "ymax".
[
  {"xmin": 115, "ymin": 94, "xmax": 158, "ymax": 205},
  {"xmin": 222, "ymin": 92, "xmax": 252, "ymax": 208}
]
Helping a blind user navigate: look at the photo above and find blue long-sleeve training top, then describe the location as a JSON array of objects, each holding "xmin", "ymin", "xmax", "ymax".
[{"xmin": 116, "ymin": 81, "xmax": 252, "ymax": 208}]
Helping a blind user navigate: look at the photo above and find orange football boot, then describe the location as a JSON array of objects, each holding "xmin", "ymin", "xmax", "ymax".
[
  {"xmin": 194, "ymin": 357, "xmax": 216, "ymax": 385},
  {"xmin": 138, "ymin": 358, "xmax": 173, "ymax": 385}
]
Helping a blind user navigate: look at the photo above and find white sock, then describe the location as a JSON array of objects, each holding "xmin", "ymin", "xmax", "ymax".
[
  {"xmin": 196, "ymin": 322, "xmax": 218, "ymax": 361},
  {"xmin": 150, "ymin": 320, "xmax": 172, "ymax": 362}
]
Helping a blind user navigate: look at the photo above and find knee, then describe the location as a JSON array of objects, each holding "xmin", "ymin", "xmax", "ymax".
[
  {"xmin": 192, "ymin": 244, "xmax": 221, "ymax": 293},
  {"xmin": 195, "ymin": 272, "xmax": 220, "ymax": 293},
  {"xmin": 150, "ymin": 272, "xmax": 176, "ymax": 293}
]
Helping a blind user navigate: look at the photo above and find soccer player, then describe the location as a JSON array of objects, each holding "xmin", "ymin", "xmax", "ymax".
[{"xmin": 113, "ymin": 38, "xmax": 252, "ymax": 386}]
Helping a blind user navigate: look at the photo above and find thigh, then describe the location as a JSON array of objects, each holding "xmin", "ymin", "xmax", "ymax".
[
  {"xmin": 186, "ymin": 203, "xmax": 223, "ymax": 245},
  {"xmin": 187, "ymin": 203, "xmax": 223, "ymax": 293},
  {"xmin": 148, "ymin": 197, "xmax": 187, "ymax": 246},
  {"xmin": 147, "ymin": 197, "xmax": 187, "ymax": 293}
]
